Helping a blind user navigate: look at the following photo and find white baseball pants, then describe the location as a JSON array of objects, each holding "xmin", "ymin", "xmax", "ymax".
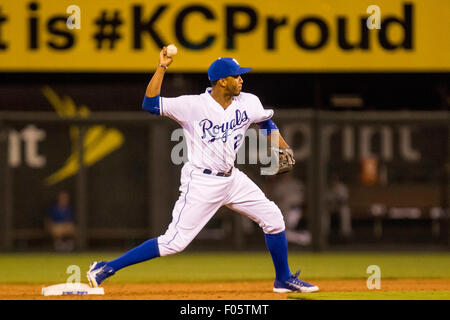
[{"xmin": 157, "ymin": 162, "xmax": 286, "ymax": 256}]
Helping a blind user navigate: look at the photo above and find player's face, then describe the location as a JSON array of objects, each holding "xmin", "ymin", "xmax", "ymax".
[{"xmin": 225, "ymin": 75, "xmax": 243, "ymax": 96}]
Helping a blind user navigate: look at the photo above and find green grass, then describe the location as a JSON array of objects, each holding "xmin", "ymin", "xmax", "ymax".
[
  {"xmin": 0, "ymin": 251, "xmax": 449, "ymax": 284},
  {"xmin": 289, "ymin": 291, "xmax": 450, "ymax": 300}
]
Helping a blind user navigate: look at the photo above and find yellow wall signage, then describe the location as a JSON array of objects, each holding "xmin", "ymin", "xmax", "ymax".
[{"xmin": 0, "ymin": 0, "xmax": 448, "ymax": 72}]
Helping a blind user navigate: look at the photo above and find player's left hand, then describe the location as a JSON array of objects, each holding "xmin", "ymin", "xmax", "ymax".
[
  {"xmin": 282, "ymin": 147, "xmax": 295, "ymax": 166},
  {"xmin": 277, "ymin": 147, "xmax": 295, "ymax": 174}
]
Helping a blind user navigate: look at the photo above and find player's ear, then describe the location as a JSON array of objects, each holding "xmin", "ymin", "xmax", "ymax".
[{"xmin": 218, "ymin": 78, "xmax": 227, "ymax": 88}]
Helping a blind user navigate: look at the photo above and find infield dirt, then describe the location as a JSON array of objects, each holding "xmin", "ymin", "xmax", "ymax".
[{"xmin": 1, "ymin": 279, "xmax": 449, "ymax": 300}]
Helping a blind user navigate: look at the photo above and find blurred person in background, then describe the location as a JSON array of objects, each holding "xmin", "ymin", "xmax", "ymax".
[
  {"xmin": 325, "ymin": 174, "xmax": 353, "ymax": 241},
  {"xmin": 46, "ymin": 191, "xmax": 76, "ymax": 252},
  {"xmin": 270, "ymin": 173, "xmax": 311, "ymax": 246}
]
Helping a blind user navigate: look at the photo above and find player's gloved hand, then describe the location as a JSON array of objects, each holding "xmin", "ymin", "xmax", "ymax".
[
  {"xmin": 277, "ymin": 147, "xmax": 295, "ymax": 174},
  {"xmin": 260, "ymin": 146, "xmax": 295, "ymax": 175},
  {"xmin": 159, "ymin": 47, "xmax": 173, "ymax": 68}
]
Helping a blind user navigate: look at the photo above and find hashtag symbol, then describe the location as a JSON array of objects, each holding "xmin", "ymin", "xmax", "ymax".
[{"xmin": 93, "ymin": 10, "xmax": 123, "ymax": 50}]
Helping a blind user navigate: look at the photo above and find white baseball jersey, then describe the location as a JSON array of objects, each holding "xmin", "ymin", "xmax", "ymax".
[
  {"xmin": 155, "ymin": 88, "xmax": 285, "ymax": 257},
  {"xmin": 159, "ymin": 88, "xmax": 274, "ymax": 172}
]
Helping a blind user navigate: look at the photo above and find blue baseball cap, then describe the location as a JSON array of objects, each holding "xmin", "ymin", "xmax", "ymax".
[{"xmin": 208, "ymin": 58, "xmax": 252, "ymax": 81}]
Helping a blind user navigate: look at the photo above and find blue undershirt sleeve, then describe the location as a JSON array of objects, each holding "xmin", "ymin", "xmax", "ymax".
[
  {"xmin": 257, "ymin": 119, "xmax": 278, "ymax": 136},
  {"xmin": 142, "ymin": 95, "xmax": 161, "ymax": 115}
]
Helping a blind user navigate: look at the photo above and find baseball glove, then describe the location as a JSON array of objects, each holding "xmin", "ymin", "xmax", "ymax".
[
  {"xmin": 276, "ymin": 147, "xmax": 295, "ymax": 174},
  {"xmin": 260, "ymin": 147, "xmax": 295, "ymax": 175}
]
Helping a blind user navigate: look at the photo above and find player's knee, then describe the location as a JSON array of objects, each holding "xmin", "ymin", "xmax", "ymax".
[
  {"xmin": 159, "ymin": 247, "xmax": 179, "ymax": 257},
  {"xmin": 263, "ymin": 221, "xmax": 285, "ymax": 234},
  {"xmin": 158, "ymin": 245, "xmax": 181, "ymax": 257},
  {"xmin": 261, "ymin": 205, "xmax": 285, "ymax": 234},
  {"xmin": 158, "ymin": 240, "xmax": 189, "ymax": 257}
]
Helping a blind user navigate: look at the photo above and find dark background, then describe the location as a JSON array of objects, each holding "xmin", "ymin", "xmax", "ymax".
[
  {"xmin": 0, "ymin": 70, "xmax": 449, "ymax": 251},
  {"xmin": 1, "ymin": 72, "xmax": 448, "ymax": 111}
]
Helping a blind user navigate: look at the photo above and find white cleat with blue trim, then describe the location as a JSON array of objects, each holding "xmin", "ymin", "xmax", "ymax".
[
  {"xmin": 273, "ymin": 271, "xmax": 319, "ymax": 293},
  {"xmin": 86, "ymin": 261, "xmax": 115, "ymax": 288}
]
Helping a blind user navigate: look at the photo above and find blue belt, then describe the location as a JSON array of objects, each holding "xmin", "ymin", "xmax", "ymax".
[{"xmin": 202, "ymin": 168, "xmax": 233, "ymax": 177}]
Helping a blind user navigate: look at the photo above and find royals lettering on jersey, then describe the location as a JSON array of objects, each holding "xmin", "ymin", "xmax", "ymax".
[
  {"xmin": 160, "ymin": 88, "xmax": 273, "ymax": 172},
  {"xmin": 200, "ymin": 109, "xmax": 249, "ymax": 143}
]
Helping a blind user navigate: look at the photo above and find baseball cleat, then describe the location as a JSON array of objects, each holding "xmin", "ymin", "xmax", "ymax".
[
  {"xmin": 87, "ymin": 261, "xmax": 115, "ymax": 288},
  {"xmin": 273, "ymin": 271, "xmax": 319, "ymax": 293}
]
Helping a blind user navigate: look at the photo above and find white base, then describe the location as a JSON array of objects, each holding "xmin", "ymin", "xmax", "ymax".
[{"xmin": 42, "ymin": 283, "xmax": 104, "ymax": 296}]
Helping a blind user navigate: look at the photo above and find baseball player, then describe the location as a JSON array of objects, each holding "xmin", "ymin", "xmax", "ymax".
[{"xmin": 87, "ymin": 47, "xmax": 319, "ymax": 293}]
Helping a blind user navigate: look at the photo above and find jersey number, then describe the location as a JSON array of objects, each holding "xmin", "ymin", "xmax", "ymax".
[{"xmin": 234, "ymin": 134, "xmax": 243, "ymax": 150}]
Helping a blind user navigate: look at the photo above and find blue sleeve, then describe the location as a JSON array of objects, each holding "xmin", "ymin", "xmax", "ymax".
[
  {"xmin": 142, "ymin": 95, "xmax": 161, "ymax": 115},
  {"xmin": 256, "ymin": 119, "xmax": 278, "ymax": 136}
]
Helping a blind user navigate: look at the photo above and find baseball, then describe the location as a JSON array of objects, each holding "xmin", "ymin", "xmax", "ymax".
[{"xmin": 166, "ymin": 44, "xmax": 178, "ymax": 57}]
